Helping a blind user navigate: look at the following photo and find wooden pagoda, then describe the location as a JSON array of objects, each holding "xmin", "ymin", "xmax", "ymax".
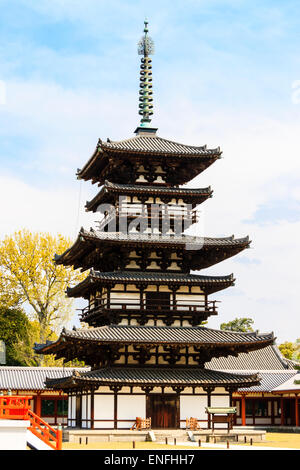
[{"xmin": 35, "ymin": 21, "xmax": 274, "ymax": 430}]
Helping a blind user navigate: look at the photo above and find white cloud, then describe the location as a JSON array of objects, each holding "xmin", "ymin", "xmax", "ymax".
[{"xmin": 0, "ymin": 173, "xmax": 95, "ymax": 239}]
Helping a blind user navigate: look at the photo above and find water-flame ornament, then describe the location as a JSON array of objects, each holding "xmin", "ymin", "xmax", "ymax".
[{"xmin": 138, "ymin": 19, "xmax": 154, "ymax": 128}]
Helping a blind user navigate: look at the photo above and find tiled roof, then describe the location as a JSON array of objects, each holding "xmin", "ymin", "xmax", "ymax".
[
  {"xmin": 35, "ymin": 324, "xmax": 273, "ymax": 349},
  {"xmin": 0, "ymin": 366, "xmax": 88, "ymax": 391},
  {"xmin": 237, "ymin": 371, "xmax": 298, "ymax": 393},
  {"xmin": 45, "ymin": 367, "xmax": 259, "ymax": 389},
  {"xmin": 85, "ymin": 181, "xmax": 213, "ymax": 212},
  {"xmin": 67, "ymin": 271, "xmax": 235, "ymax": 297},
  {"xmin": 206, "ymin": 345, "xmax": 295, "ymax": 371},
  {"xmin": 77, "ymin": 134, "xmax": 221, "ymax": 184},
  {"xmin": 89, "ymin": 270, "xmax": 233, "ymax": 284},
  {"xmin": 272, "ymin": 372, "xmax": 300, "ymax": 392},
  {"xmin": 103, "ymin": 181, "xmax": 212, "ymax": 194},
  {"xmin": 55, "ymin": 229, "xmax": 250, "ymax": 261},
  {"xmin": 54, "ymin": 229, "xmax": 250, "ymax": 272},
  {"xmin": 100, "ymin": 135, "xmax": 221, "ymax": 157},
  {"xmin": 78, "ymin": 230, "xmax": 249, "ymax": 247}
]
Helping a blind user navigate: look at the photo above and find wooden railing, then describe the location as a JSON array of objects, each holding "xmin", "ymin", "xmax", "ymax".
[
  {"xmin": 81, "ymin": 298, "xmax": 218, "ymax": 321},
  {"xmin": 96, "ymin": 204, "xmax": 200, "ymax": 231},
  {"xmin": 0, "ymin": 395, "xmax": 62, "ymax": 450}
]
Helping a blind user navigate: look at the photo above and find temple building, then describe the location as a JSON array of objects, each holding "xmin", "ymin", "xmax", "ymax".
[{"xmin": 35, "ymin": 21, "xmax": 276, "ymax": 430}]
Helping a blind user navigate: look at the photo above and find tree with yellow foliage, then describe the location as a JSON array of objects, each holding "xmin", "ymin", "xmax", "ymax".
[{"xmin": 0, "ymin": 229, "xmax": 86, "ymax": 346}]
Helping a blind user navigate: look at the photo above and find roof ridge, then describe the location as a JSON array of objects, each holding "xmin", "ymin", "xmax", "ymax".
[
  {"xmin": 103, "ymin": 180, "xmax": 212, "ymax": 192},
  {"xmin": 104, "ymin": 134, "xmax": 211, "ymax": 150},
  {"xmin": 84, "ymin": 229, "xmax": 249, "ymax": 243},
  {"xmin": 90, "ymin": 270, "xmax": 234, "ymax": 280},
  {"xmin": 100, "ymin": 134, "xmax": 221, "ymax": 154},
  {"xmin": 66, "ymin": 323, "xmax": 272, "ymax": 337}
]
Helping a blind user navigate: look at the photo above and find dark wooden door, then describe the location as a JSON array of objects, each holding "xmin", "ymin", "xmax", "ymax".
[
  {"xmin": 284, "ymin": 399, "xmax": 295, "ymax": 426},
  {"xmin": 148, "ymin": 394, "xmax": 178, "ymax": 428},
  {"xmin": 75, "ymin": 396, "xmax": 82, "ymax": 428}
]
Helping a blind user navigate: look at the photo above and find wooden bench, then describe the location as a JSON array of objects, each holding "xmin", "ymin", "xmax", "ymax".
[
  {"xmin": 186, "ymin": 417, "xmax": 201, "ymax": 431},
  {"xmin": 131, "ymin": 417, "xmax": 152, "ymax": 430},
  {"xmin": 205, "ymin": 407, "xmax": 237, "ymax": 432}
]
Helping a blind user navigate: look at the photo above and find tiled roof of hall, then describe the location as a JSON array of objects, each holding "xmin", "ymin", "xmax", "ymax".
[
  {"xmin": 0, "ymin": 366, "xmax": 89, "ymax": 391},
  {"xmin": 206, "ymin": 345, "xmax": 296, "ymax": 371},
  {"xmin": 85, "ymin": 181, "xmax": 213, "ymax": 212},
  {"xmin": 43, "ymin": 367, "xmax": 260, "ymax": 391},
  {"xmin": 66, "ymin": 271, "xmax": 235, "ymax": 298},
  {"xmin": 34, "ymin": 324, "xmax": 274, "ymax": 352}
]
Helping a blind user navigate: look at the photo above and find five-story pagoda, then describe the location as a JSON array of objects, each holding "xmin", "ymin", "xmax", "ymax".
[{"xmin": 35, "ymin": 22, "xmax": 274, "ymax": 430}]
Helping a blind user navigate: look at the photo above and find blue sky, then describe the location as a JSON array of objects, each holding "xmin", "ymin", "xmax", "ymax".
[{"xmin": 0, "ymin": 0, "xmax": 299, "ymax": 341}]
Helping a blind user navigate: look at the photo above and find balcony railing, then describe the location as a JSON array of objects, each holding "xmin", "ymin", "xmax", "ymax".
[
  {"xmin": 80, "ymin": 298, "xmax": 218, "ymax": 321},
  {"xmin": 96, "ymin": 204, "xmax": 200, "ymax": 232}
]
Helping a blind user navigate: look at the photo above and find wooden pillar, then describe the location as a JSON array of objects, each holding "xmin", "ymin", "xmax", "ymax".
[
  {"xmin": 172, "ymin": 289, "xmax": 176, "ymax": 311},
  {"xmin": 110, "ymin": 386, "xmax": 121, "ymax": 430},
  {"xmin": 295, "ymin": 395, "xmax": 299, "ymax": 427},
  {"xmin": 241, "ymin": 394, "xmax": 246, "ymax": 426},
  {"xmin": 204, "ymin": 387, "xmax": 213, "ymax": 429},
  {"xmin": 271, "ymin": 400, "xmax": 275, "ymax": 426},
  {"xmin": 174, "ymin": 387, "xmax": 183, "ymax": 429},
  {"xmin": 35, "ymin": 393, "xmax": 42, "ymax": 417},
  {"xmin": 107, "ymin": 287, "xmax": 111, "ymax": 309},
  {"xmin": 114, "ymin": 391, "xmax": 118, "ymax": 430},
  {"xmin": 91, "ymin": 389, "xmax": 95, "ymax": 430},
  {"xmin": 229, "ymin": 390, "xmax": 233, "ymax": 407},
  {"xmin": 280, "ymin": 397, "xmax": 284, "ymax": 426}
]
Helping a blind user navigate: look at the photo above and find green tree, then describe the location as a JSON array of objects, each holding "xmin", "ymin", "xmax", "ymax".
[
  {"xmin": 0, "ymin": 307, "xmax": 84, "ymax": 367},
  {"xmin": 220, "ymin": 317, "xmax": 255, "ymax": 332},
  {"xmin": 0, "ymin": 306, "xmax": 34, "ymax": 366}
]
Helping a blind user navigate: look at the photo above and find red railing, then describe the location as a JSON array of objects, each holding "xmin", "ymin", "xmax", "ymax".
[
  {"xmin": 28, "ymin": 409, "xmax": 62, "ymax": 450},
  {"xmin": 0, "ymin": 395, "xmax": 31, "ymax": 419},
  {"xmin": 0, "ymin": 396, "xmax": 62, "ymax": 450}
]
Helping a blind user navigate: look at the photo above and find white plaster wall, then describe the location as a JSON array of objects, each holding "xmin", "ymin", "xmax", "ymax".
[
  {"xmin": 81, "ymin": 395, "xmax": 91, "ymax": 429},
  {"xmin": 180, "ymin": 395, "xmax": 208, "ymax": 428},
  {"xmin": 176, "ymin": 294, "xmax": 205, "ymax": 309},
  {"xmin": 68, "ymin": 395, "xmax": 76, "ymax": 427},
  {"xmin": 94, "ymin": 394, "xmax": 114, "ymax": 429},
  {"xmin": 210, "ymin": 394, "xmax": 230, "ymax": 408},
  {"xmin": 82, "ymin": 395, "xmax": 86, "ymax": 426},
  {"xmin": 117, "ymin": 395, "xmax": 146, "ymax": 429},
  {"xmin": 110, "ymin": 292, "xmax": 140, "ymax": 309},
  {"xmin": 0, "ymin": 420, "xmax": 30, "ymax": 450},
  {"xmin": 210, "ymin": 393, "xmax": 230, "ymax": 429}
]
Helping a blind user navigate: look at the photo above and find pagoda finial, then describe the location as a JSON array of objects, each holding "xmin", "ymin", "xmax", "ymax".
[{"xmin": 137, "ymin": 19, "xmax": 155, "ymax": 128}]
